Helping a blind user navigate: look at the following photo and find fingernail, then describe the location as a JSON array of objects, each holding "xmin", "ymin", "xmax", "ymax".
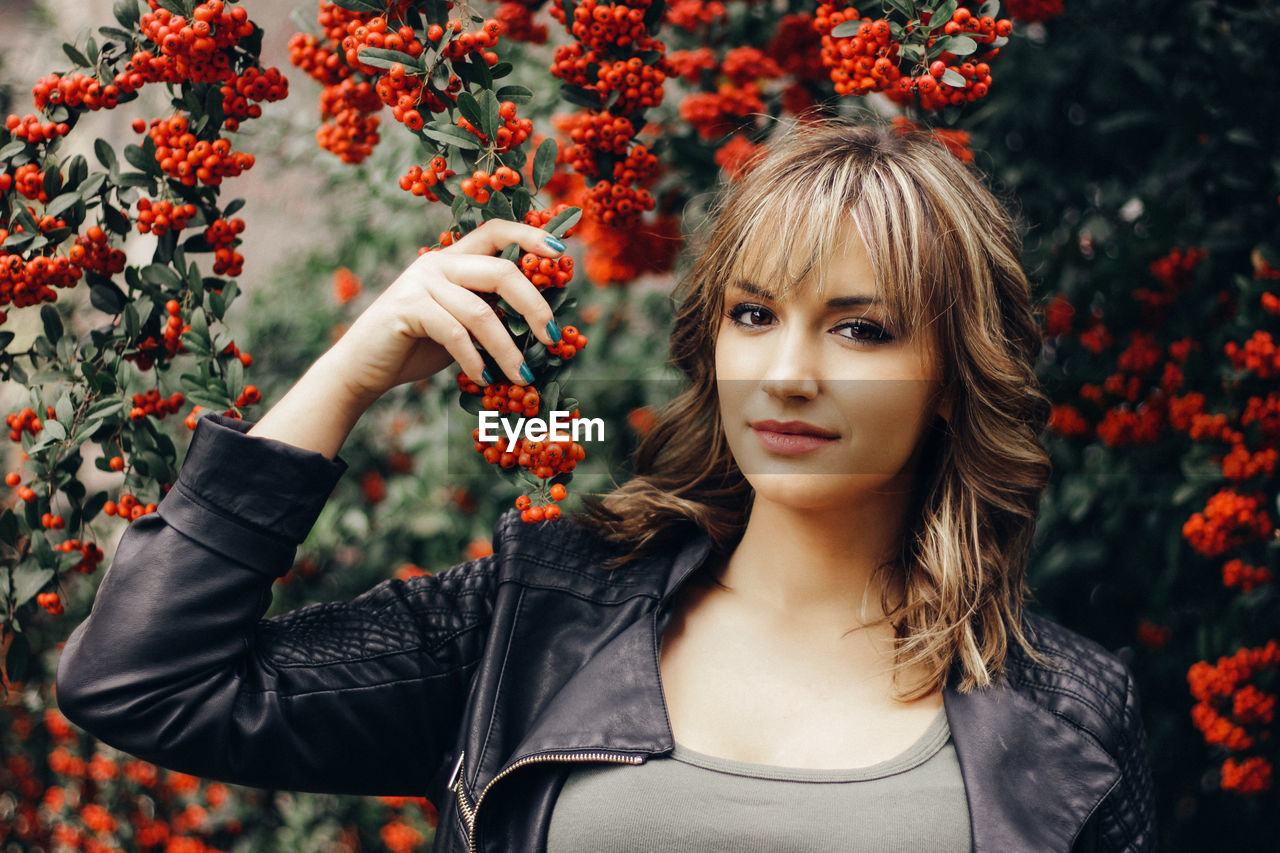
[
  {"xmin": 544, "ymin": 235, "xmax": 566, "ymax": 253},
  {"xmin": 519, "ymin": 362, "xmax": 535, "ymax": 384},
  {"xmin": 546, "ymin": 319, "xmax": 561, "ymax": 342},
  {"xmin": 481, "ymin": 367, "xmax": 493, "ymax": 385}
]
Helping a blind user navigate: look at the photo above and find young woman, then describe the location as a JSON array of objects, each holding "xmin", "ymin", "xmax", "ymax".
[{"xmin": 56, "ymin": 120, "xmax": 1156, "ymax": 852}]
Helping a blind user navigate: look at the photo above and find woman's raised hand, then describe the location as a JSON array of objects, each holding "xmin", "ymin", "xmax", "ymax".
[
  {"xmin": 325, "ymin": 219, "xmax": 565, "ymax": 408},
  {"xmin": 243, "ymin": 220, "xmax": 565, "ymax": 459}
]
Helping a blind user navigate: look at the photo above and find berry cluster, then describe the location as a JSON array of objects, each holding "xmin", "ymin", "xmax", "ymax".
[
  {"xmin": 399, "ymin": 157, "xmax": 455, "ymax": 201},
  {"xmin": 137, "ymin": 0, "xmax": 255, "ymax": 83},
  {"xmin": 54, "ymin": 539, "xmax": 105, "ymax": 575},
  {"xmin": 234, "ymin": 384, "xmax": 262, "ymax": 408},
  {"xmin": 146, "ymin": 115, "xmax": 255, "ymax": 186},
  {"xmin": 287, "ymin": 32, "xmax": 349, "ymax": 87},
  {"xmin": 3, "ymin": 112, "xmax": 70, "ymax": 144},
  {"xmin": 1187, "ymin": 640, "xmax": 1280, "ymax": 786},
  {"xmin": 68, "ymin": 227, "xmax": 126, "ymax": 277},
  {"xmin": 316, "ymin": 78, "xmax": 382, "ymax": 164},
  {"xmin": 102, "ymin": 492, "xmax": 158, "ymax": 523},
  {"xmin": 36, "ymin": 592, "xmax": 64, "ymax": 615},
  {"xmin": 1181, "ymin": 488, "xmax": 1274, "ymax": 559},
  {"xmin": 1221, "ymin": 558, "xmax": 1274, "ymax": 593},
  {"xmin": 813, "ymin": 3, "xmax": 1011, "ymax": 110},
  {"xmin": 31, "ymin": 72, "xmax": 123, "ymax": 111},
  {"xmin": 203, "ymin": 217, "xmax": 245, "ymax": 276},
  {"xmin": 515, "ymin": 488, "xmax": 566, "ymax": 523},
  {"xmin": 0, "ymin": 248, "xmax": 81, "ymax": 320},
  {"xmin": 41, "ymin": 512, "xmax": 66, "ymax": 530},
  {"xmin": 519, "ymin": 252, "xmax": 575, "ymax": 290},
  {"xmin": 679, "ymin": 83, "xmax": 766, "ymax": 141},
  {"xmin": 129, "ymin": 389, "xmax": 186, "ymax": 421},
  {"xmin": 1225, "ymin": 331, "xmax": 1280, "ymax": 380},
  {"xmin": 220, "ymin": 66, "xmax": 289, "ymax": 131},
  {"xmin": 376, "ymin": 62, "xmax": 427, "ymax": 130},
  {"xmin": 439, "ymin": 18, "xmax": 503, "ymax": 66},
  {"xmin": 12, "ymin": 163, "xmax": 50, "ymax": 202},
  {"xmin": 460, "ymin": 166, "xmax": 522, "ymax": 203},
  {"xmin": 5, "ymin": 407, "xmax": 43, "ymax": 441},
  {"xmin": 135, "ymin": 199, "xmax": 198, "ymax": 236},
  {"xmin": 495, "ymin": 2, "xmax": 549, "ymax": 44},
  {"xmin": 549, "ymin": 0, "xmax": 670, "ymax": 230},
  {"xmin": 546, "ymin": 323, "xmax": 588, "ymax": 360},
  {"xmin": 340, "ymin": 15, "xmax": 426, "ymax": 76}
]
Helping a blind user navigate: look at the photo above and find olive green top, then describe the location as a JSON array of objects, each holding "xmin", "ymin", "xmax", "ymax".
[{"xmin": 546, "ymin": 706, "xmax": 972, "ymax": 851}]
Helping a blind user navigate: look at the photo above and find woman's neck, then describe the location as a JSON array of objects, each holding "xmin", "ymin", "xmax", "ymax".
[{"xmin": 717, "ymin": 492, "xmax": 912, "ymax": 630}]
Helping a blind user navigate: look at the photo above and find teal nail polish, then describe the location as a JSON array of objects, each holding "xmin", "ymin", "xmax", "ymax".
[
  {"xmin": 519, "ymin": 362, "xmax": 535, "ymax": 384},
  {"xmin": 481, "ymin": 367, "xmax": 493, "ymax": 385},
  {"xmin": 546, "ymin": 319, "xmax": 561, "ymax": 342},
  {"xmin": 544, "ymin": 235, "xmax": 566, "ymax": 253}
]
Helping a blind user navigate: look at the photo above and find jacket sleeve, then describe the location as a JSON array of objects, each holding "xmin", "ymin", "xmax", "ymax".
[
  {"xmin": 55, "ymin": 413, "xmax": 501, "ymax": 797},
  {"xmin": 1096, "ymin": 663, "xmax": 1158, "ymax": 852}
]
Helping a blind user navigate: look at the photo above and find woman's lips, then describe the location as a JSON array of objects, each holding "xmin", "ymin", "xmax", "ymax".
[{"xmin": 751, "ymin": 427, "xmax": 838, "ymax": 455}]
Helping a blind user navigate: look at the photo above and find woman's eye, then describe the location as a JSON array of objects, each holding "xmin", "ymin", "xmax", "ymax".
[
  {"xmin": 726, "ymin": 303, "xmax": 773, "ymax": 327},
  {"xmin": 835, "ymin": 319, "xmax": 894, "ymax": 344}
]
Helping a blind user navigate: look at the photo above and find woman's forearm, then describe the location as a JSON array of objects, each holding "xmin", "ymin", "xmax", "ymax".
[{"xmin": 246, "ymin": 348, "xmax": 372, "ymax": 460}]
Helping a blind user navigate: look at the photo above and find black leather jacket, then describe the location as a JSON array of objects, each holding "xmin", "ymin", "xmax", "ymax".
[{"xmin": 56, "ymin": 414, "xmax": 1157, "ymax": 852}]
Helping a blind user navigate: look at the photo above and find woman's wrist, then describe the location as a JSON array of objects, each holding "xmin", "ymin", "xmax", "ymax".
[{"xmin": 246, "ymin": 350, "xmax": 373, "ymax": 459}]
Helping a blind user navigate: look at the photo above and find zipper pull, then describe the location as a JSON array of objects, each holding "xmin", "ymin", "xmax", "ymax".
[{"xmin": 447, "ymin": 751, "xmax": 465, "ymax": 793}]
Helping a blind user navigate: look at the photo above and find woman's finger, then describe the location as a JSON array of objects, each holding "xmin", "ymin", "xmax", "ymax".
[
  {"xmin": 432, "ymin": 253, "xmax": 560, "ymax": 349},
  {"xmin": 441, "ymin": 217, "xmax": 566, "ymax": 259},
  {"xmin": 428, "ymin": 275, "xmax": 532, "ymax": 384}
]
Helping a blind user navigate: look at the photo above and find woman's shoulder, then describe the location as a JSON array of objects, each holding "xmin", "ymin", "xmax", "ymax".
[{"xmin": 1000, "ymin": 610, "xmax": 1142, "ymax": 748}]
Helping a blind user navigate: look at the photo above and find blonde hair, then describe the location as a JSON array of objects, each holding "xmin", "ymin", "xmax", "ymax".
[{"xmin": 572, "ymin": 117, "xmax": 1053, "ymax": 699}]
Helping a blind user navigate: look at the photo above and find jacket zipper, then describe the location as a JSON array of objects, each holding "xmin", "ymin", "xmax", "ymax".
[{"xmin": 446, "ymin": 748, "xmax": 646, "ymax": 853}]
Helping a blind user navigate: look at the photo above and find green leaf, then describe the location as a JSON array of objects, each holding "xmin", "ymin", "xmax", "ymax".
[
  {"xmin": 932, "ymin": 0, "xmax": 958, "ymax": 29},
  {"xmin": 486, "ymin": 189, "xmax": 514, "ymax": 221},
  {"xmin": 559, "ymin": 84, "xmax": 603, "ymax": 110},
  {"xmin": 89, "ymin": 278, "xmax": 126, "ymax": 314},
  {"xmin": 2, "ymin": 232, "xmax": 35, "ymax": 252},
  {"xmin": 942, "ymin": 35, "xmax": 978, "ymax": 56},
  {"xmin": 511, "ymin": 186, "xmax": 531, "ymax": 220},
  {"xmin": 899, "ymin": 43, "xmax": 924, "ymax": 62},
  {"xmin": 66, "ymin": 154, "xmax": 88, "ymax": 188},
  {"xmin": 42, "ymin": 420, "xmax": 67, "ymax": 441},
  {"xmin": 479, "ymin": 89, "xmax": 501, "ymax": 141},
  {"xmin": 63, "ymin": 42, "xmax": 91, "ymax": 67},
  {"xmin": 456, "ymin": 91, "xmax": 484, "ymax": 129},
  {"xmin": 357, "ymin": 46, "xmax": 425, "ymax": 73},
  {"xmin": 0, "ymin": 509, "xmax": 16, "ymax": 546},
  {"xmin": 78, "ymin": 172, "xmax": 107, "ymax": 200},
  {"xmin": 941, "ymin": 68, "xmax": 967, "ymax": 88},
  {"xmin": 42, "ymin": 168, "xmax": 63, "ymax": 200},
  {"xmin": 86, "ymin": 35, "xmax": 100, "ymax": 65},
  {"xmin": 328, "ymin": 0, "xmax": 383, "ymax": 11},
  {"xmin": 0, "ymin": 139, "xmax": 29, "ymax": 161},
  {"xmin": 13, "ymin": 565, "xmax": 54, "ymax": 608},
  {"xmin": 141, "ymin": 264, "xmax": 181, "ymax": 288},
  {"xmin": 545, "ymin": 207, "xmax": 582, "ymax": 238},
  {"xmin": 13, "ymin": 205, "xmax": 38, "ymax": 234},
  {"xmin": 54, "ymin": 393, "xmax": 74, "ymax": 426},
  {"xmin": 532, "ymin": 138, "xmax": 558, "ymax": 191},
  {"xmin": 831, "ymin": 20, "xmax": 861, "ymax": 38},
  {"xmin": 114, "ymin": 171, "xmax": 155, "ymax": 189},
  {"xmin": 884, "ymin": 0, "xmax": 914, "ymax": 16},
  {"xmin": 496, "ymin": 85, "xmax": 533, "ymax": 105},
  {"xmin": 423, "ymin": 122, "xmax": 482, "ymax": 150},
  {"xmin": 124, "ymin": 142, "xmax": 159, "ymax": 176},
  {"xmin": 44, "ymin": 192, "xmax": 82, "ymax": 220},
  {"xmin": 40, "ymin": 305, "xmax": 63, "ymax": 343},
  {"xmin": 103, "ymin": 202, "xmax": 131, "ymax": 234},
  {"xmin": 979, "ymin": 0, "xmax": 1000, "ymax": 18}
]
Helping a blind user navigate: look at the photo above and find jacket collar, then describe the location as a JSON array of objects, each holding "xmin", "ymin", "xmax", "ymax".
[{"xmin": 500, "ymin": 528, "xmax": 1120, "ymax": 852}]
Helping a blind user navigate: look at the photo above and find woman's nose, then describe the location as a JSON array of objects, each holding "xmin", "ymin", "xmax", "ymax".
[{"xmin": 758, "ymin": 324, "xmax": 820, "ymax": 400}]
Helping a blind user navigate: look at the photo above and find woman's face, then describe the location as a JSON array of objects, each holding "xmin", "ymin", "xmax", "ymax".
[{"xmin": 714, "ymin": 226, "xmax": 950, "ymax": 512}]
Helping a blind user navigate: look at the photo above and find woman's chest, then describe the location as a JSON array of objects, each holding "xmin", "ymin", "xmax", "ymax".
[{"xmin": 656, "ymin": 581, "xmax": 946, "ymax": 769}]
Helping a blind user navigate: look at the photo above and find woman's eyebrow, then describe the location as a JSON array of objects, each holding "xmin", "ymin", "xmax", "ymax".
[{"xmin": 731, "ymin": 279, "xmax": 882, "ymax": 309}]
